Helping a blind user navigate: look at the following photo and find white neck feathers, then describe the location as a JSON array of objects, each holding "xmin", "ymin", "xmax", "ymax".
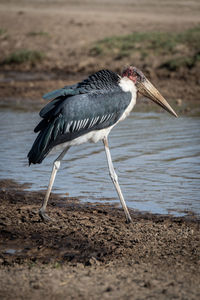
[
  {"xmin": 119, "ymin": 76, "xmax": 137, "ymax": 94},
  {"xmin": 118, "ymin": 77, "xmax": 137, "ymax": 122}
]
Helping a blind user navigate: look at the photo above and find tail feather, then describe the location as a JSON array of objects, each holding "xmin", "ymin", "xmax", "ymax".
[
  {"xmin": 28, "ymin": 130, "xmax": 50, "ymax": 165},
  {"xmin": 29, "ymin": 82, "xmax": 79, "ymax": 165},
  {"xmin": 28, "ymin": 114, "xmax": 64, "ymax": 165}
]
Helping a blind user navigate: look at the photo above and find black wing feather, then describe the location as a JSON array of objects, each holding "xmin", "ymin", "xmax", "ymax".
[{"xmin": 28, "ymin": 70, "xmax": 132, "ymax": 165}]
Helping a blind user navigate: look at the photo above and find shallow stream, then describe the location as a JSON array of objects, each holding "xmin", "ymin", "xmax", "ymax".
[{"xmin": 0, "ymin": 110, "xmax": 199, "ymax": 216}]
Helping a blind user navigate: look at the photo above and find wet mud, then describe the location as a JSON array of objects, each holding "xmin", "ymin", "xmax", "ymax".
[{"xmin": 0, "ymin": 179, "xmax": 199, "ymax": 299}]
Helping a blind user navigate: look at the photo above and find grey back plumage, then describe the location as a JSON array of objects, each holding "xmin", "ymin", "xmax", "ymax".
[{"xmin": 28, "ymin": 70, "xmax": 132, "ymax": 164}]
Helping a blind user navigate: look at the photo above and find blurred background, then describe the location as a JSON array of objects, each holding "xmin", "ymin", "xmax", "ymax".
[
  {"xmin": 0, "ymin": 0, "xmax": 200, "ymax": 109},
  {"xmin": 0, "ymin": 0, "xmax": 200, "ymax": 216}
]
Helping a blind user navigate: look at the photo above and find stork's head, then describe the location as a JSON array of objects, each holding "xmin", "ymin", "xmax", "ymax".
[{"xmin": 122, "ymin": 66, "xmax": 178, "ymax": 117}]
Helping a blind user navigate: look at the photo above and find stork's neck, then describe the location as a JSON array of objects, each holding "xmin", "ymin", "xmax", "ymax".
[
  {"xmin": 119, "ymin": 76, "xmax": 137, "ymax": 95},
  {"xmin": 118, "ymin": 76, "xmax": 137, "ymax": 122}
]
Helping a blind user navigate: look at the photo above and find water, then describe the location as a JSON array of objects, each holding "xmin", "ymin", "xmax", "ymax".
[{"xmin": 0, "ymin": 110, "xmax": 200, "ymax": 216}]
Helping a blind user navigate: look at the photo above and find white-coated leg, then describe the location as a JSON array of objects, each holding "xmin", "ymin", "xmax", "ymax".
[
  {"xmin": 103, "ymin": 137, "xmax": 132, "ymax": 223},
  {"xmin": 39, "ymin": 147, "xmax": 70, "ymax": 221}
]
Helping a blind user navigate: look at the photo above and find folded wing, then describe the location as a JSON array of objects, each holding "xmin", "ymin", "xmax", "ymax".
[{"xmin": 28, "ymin": 70, "xmax": 132, "ymax": 164}]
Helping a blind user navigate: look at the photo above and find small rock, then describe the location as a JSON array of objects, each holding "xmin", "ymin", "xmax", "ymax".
[
  {"xmin": 105, "ymin": 286, "xmax": 112, "ymax": 292},
  {"xmin": 87, "ymin": 257, "xmax": 100, "ymax": 266},
  {"xmin": 176, "ymin": 99, "xmax": 182, "ymax": 106},
  {"xmin": 76, "ymin": 263, "xmax": 84, "ymax": 269}
]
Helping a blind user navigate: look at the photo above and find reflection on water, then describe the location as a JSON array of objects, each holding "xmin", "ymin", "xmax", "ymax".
[{"xmin": 0, "ymin": 110, "xmax": 200, "ymax": 216}]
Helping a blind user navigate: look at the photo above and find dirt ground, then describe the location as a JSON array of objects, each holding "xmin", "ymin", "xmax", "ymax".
[
  {"xmin": 0, "ymin": 179, "xmax": 200, "ymax": 300},
  {"xmin": 0, "ymin": 1, "xmax": 200, "ymax": 299}
]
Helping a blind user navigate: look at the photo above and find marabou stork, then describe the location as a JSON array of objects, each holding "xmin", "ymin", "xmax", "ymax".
[{"xmin": 28, "ymin": 66, "xmax": 177, "ymax": 223}]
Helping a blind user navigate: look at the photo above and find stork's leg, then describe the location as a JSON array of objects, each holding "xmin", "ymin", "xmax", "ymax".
[
  {"xmin": 39, "ymin": 147, "xmax": 70, "ymax": 221},
  {"xmin": 103, "ymin": 137, "xmax": 132, "ymax": 223}
]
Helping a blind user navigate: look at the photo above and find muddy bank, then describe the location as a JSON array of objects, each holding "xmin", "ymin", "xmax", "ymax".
[
  {"xmin": 0, "ymin": 179, "xmax": 199, "ymax": 299},
  {"xmin": 1, "ymin": 72, "xmax": 200, "ymax": 116}
]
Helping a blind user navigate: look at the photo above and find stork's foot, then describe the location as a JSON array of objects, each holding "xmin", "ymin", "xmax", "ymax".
[
  {"xmin": 125, "ymin": 215, "xmax": 132, "ymax": 224},
  {"xmin": 39, "ymin": 208, "xmax": 54, "ymax": 222}
]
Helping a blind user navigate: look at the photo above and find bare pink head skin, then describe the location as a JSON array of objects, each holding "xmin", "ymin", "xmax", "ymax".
[
  {"xmin": 122, "ymin": 66, "xmax": 178, "ymax": 117},
  {"xmin": 122, "ymin": 66, "xmax": 146, "ymax": 84}
]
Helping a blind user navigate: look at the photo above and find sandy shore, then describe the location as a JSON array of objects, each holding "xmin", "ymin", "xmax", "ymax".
[{"xmin": 0, "ymin": 179, "xmax": 199, "ymax": 299}]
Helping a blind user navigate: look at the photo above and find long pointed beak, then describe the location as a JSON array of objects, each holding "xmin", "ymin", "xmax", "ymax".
[{"xmin": 136, "ymin": 78, "xmax": 178, "ymax": 118}]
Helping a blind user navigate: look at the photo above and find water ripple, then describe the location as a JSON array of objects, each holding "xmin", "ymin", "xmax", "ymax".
[{"xmin": 0, "ymin": 110, "xmax": 200, "ymax": 216}]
